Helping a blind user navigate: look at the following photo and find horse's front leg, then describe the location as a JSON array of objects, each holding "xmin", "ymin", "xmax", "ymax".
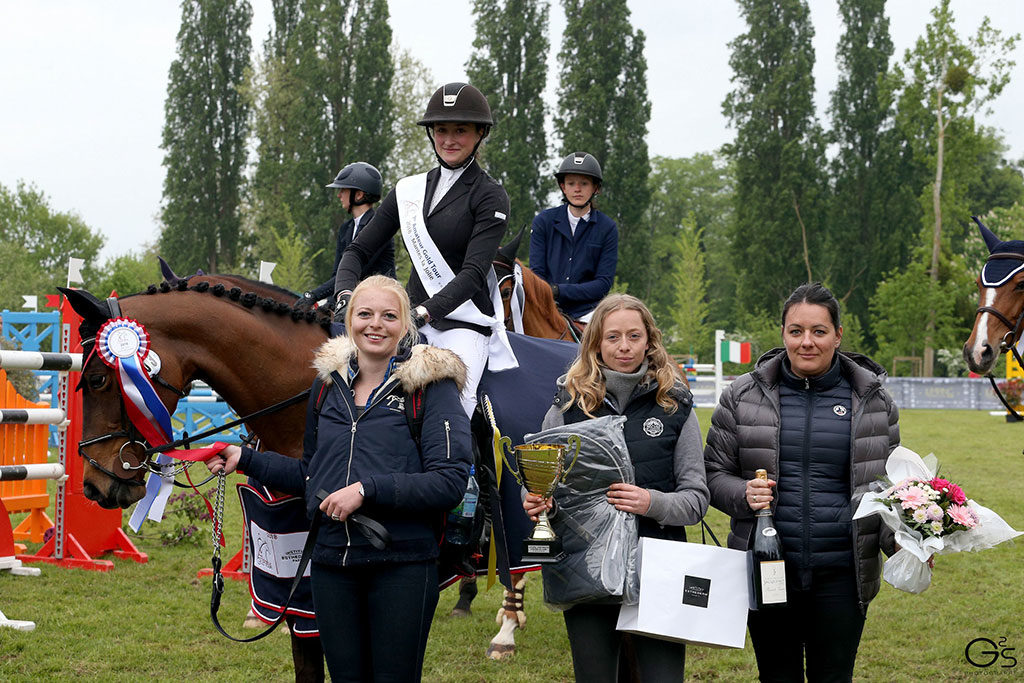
[{"xmin": 486, "ymin": 573, "xmax": 527, "ymax": 660}]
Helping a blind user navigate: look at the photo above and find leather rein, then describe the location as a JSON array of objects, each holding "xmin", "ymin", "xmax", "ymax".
[{"xmin": 974, "ymin": 253, "xmax": 1024, "ymax": 420}]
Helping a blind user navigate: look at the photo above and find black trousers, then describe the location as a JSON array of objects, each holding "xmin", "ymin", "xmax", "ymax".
[
  {"xmin": 747, "ymin": 567, "xmax": 866, "ymax": 683},
  {"xmin": 310, "ymin": 559, "xmax": 438, "ymax": 682},
  {"xmin": 563, "ymin": 602, "xmax": 686, "ymax": 682}
]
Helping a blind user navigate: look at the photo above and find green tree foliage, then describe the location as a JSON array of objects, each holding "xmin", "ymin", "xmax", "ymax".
[
  {"xmin": 467, "ymin": 0, "xmax": 549, "ymax": 253},
  {"xmin": 159, "ymin": 0, "xmax": 252, "ymax": 274},
  {"xmin": 722, "ymin": 0, "xmax": 827, "ymax": 314},
  {"xmin": 826, "ymin": 0, "xmax": 920, "ymax": 340},
  {"xmin": 90, "ymin": 249, "xmax": 163, "ymax": 298},
  {"xmin": 555, "ymin": 0, "xmax": 651, "ymax": 291},
  {"xmin": 645, "ymin": 154, "xmax": 735, "ymax": 335},
  {"xmin": 888, "ymin": 0, "xmax": 1018, "ymax": 373},
  {"xmin": 0, "ymin": 181, "xmax": 104, "ymax": 310},
  {"xmin": 387, "ymin": 47, "xmax": 435, "ymax": 286},
  {"xmin": 869, "ymin": 261, "xmax": 960, "ymax": 376},
  {"xmin": 389, "ymin": 47, "xmax": 436, "ymax": 181},
  {"xmin": 267, "ymin": 223, "xmax": 324, "ymax": 293},
  {"xmin": 666, "ymin": 221, "xmax": 709, "ymax": 355},
  {"xmin": 251, "ymin": 0, "xmax": 394, "ymax": 283}
]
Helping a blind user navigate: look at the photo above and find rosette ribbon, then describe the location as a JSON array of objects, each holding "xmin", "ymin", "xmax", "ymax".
[{"xmin": 95, "ymin": 318, "xmax": 228, "ymax": 536}]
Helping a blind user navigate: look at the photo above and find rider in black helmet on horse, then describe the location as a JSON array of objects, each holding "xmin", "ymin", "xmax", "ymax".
[
  {"xmin": 333, "ymin": 82, "xmax": 517, "ymax": 418},
  {"xmin": 297, "ymin": 161, "xmax": 395, "ymax": 308}
]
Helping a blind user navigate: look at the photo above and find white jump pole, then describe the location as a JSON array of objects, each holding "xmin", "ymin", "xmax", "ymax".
[
  {"xmin": 0, "ymin": 454, "xmax": 67, "ymax": 632},
  {"xmin": 0, "ymin": 409, "xmax": 67, "ymax": 426},
  {"xmin": 0, "ymin": 350, "xmax": 82, "ymax": 372}
]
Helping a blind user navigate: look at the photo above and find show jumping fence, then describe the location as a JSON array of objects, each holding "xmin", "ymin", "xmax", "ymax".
[
  {"xmin": 0, "ymin": 298, "xmax": 148, "ymax": 572},
  {"xmin": 0, "ymin": 459, "xmax": 66, "ymax": 632}
]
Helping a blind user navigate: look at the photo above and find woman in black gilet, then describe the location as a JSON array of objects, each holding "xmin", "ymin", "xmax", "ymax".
[{"xmin": 525, "ymin": 293, "xmax": 708, "ymax": 682}]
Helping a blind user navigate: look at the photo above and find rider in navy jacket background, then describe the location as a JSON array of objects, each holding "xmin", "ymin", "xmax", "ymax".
[{"xmin": 530, "ymin": 152, "xmax": 618, "ymax": 321}]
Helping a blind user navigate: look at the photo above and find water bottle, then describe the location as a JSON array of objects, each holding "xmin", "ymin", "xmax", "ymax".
[{"xmin": 447, "ymin": 466, "xmax": 479, "ymax": 546}]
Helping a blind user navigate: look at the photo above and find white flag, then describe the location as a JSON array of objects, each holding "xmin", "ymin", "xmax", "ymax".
[
  {"xmin": 67, "ymin": 257, "xmax": 85, "ymax": 285},
  {"xmin": 258, "ymin": 261, "xmax": 276, "ymax": 284},
  {"xmin": 22, "ymin": 295, "xmax": 38, "ymax": 310}
]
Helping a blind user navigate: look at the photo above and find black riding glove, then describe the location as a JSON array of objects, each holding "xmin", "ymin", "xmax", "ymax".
[
  {"xmin": 333, "ymin": 291, "xmax": 352, "ymax": 321},
  {"xmin": 294, "ymin": 292, "xmax": 315, "ymax": 310},
  {"xmin": 550, "ymin": 283, "xmax": 559, "ymax": 301}
]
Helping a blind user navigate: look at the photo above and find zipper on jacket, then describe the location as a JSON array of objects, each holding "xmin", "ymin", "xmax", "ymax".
[
  {"xmin": 340, "ymin": 376, "xmax": 403, "ymax": 565},
  {"xmin": 801, "ymin": 383, "xmax": 813, "ymax": 572},
  {"xmin": 444, "ymin": 419, "xmax": 451, "ymax": 459}
]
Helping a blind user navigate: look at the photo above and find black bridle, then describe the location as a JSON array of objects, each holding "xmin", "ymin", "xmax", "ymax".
[
  {"xmin": 974, "ymin": 252, "xmax": 1024, "ymax": 420},
  {"xmin": 76, "ymin": 297, "xmax": 311, "ymax": 487}
]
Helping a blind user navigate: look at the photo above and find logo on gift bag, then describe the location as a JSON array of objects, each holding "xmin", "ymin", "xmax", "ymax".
[{"xmin": 681, "ymin": 575, "xmax": 711, "ymax": 608}]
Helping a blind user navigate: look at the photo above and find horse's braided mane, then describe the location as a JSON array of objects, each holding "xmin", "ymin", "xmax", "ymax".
[{"xmin": 124, "ymin": 273, "xmax": 333, "ymax": 331}]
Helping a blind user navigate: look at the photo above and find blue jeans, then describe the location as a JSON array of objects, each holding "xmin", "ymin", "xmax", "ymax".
[{"xmin": 310, "ymin": 560, "xmax": 438, "ymax": 682}]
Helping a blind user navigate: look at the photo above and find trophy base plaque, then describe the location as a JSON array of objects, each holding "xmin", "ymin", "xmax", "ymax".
[{"xmin": 521, "ymin": 537, "xmax": 565, "ymax": 564}]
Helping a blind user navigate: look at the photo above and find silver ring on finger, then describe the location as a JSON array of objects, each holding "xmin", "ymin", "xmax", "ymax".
[{"xmin": 331, "ymin": 514, "xmax": 340, "ymax": 521}]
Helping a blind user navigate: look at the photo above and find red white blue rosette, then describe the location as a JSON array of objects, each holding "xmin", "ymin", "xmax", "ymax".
[
  {"xmin": 97, "ymin": 318, "xmax": 151, "ymax": 368},
  {"xmin": 95, "ymin": 317, "xmax": 171, "ymax": 446}
]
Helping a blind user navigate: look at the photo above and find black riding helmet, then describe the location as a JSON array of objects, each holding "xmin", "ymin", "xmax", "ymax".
[
  {"xmin": 418, "ymin": 82, "xmax": 493, "ymax": 169},
  {"xmin": 326, "ymin": 161, "xmax": 383, "ymax": 205},
  {"xmin": 555, "ymin": 152, "xmax": 603, "ymax": 208},
  {"xmin": 554, "ymin": 152, "xmax": 603, "ymax": 184}
]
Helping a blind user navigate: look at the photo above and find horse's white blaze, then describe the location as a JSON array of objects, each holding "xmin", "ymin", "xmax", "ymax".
[{"xmin": 971, "ymin": 288, "xmax": 996, "ymax": 367}]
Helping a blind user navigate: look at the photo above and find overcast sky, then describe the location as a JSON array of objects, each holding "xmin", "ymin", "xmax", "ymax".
[{"xmin": 1, "ymin": 1, "xmax": 1021, "ymax": 264}]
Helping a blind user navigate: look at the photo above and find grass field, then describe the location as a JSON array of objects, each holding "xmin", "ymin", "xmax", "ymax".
[{"xmin": 1, "ymin": 409, "xmax": 1022, "ymax": 681}]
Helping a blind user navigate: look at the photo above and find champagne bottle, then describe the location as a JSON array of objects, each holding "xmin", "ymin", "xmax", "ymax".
[{"xmin": 751, "ymin": 468, "xmax": 787, "ymax": 609}]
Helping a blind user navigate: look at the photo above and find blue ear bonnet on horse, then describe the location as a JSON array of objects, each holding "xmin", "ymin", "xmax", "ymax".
[{"xmin": 976, "ymin": 216, "xmax": 1024, "ymax": 287}]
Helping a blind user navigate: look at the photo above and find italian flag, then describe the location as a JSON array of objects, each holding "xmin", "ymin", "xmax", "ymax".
[{"xmin": 720, "ymin": 340, "xmax": 751, "ymax": 364}]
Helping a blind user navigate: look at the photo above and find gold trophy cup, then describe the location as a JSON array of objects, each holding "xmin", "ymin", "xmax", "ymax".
[{"xmin": 501, "ymin": 435, "xmax": 582, "ymax": 563}]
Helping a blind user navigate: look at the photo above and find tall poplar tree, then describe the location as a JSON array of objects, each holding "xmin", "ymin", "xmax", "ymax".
[
  {"xmin": 159, "ymin": 0, "xmax": 252, "ymax": 274},
  {"xmin": 826, "ymin": 0, "xmax": 920, "ymax": 337},
  {"xmin": 251, "ymin": 0, "xmax": 394, "ymax": 282},
  {"xmin": 467, "ymin": 0, "xmax": 549, "ymax": 253},
  {"xmin": 556, "ymin": 0, "xmax": 650, "ymax": 290},
  {"xmin": 722, "ymin": 0, "xmax": 826, "ymax": 314}
]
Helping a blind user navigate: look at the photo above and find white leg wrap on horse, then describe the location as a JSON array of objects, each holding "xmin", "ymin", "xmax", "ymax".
[{"xmin": 486, "ymin": 575, "xmax": 527, "ymax": 660}]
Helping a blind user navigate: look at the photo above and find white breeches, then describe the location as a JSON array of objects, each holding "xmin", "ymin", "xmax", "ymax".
[{"xmin": 421, "ymin": 326, "xmax": 489, "ymax": 418}]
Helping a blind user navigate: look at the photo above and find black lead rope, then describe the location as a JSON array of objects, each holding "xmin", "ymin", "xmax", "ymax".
[{"xmin": 209, "ymin": 490, "xmax": 391, "ymax": 642}]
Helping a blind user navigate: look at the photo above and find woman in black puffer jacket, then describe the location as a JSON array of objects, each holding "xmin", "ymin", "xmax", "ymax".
[
  {"xmin": 704, "ymin": 283, "xmax": 899, "ymax": 683},
  {"xmin": 209, "ymin": 275, "xmax": 472, "ymax": 682}
]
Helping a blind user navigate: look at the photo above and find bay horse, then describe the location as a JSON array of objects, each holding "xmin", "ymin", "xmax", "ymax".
[
  {"xmin": 63, "ymin": 276, "xmax": 330, "ymax": 680},
  {"xmin": 964, "ymin": 216, "xmax": 1024, "ymax": 385},
  {"xmin": 61, "ymin": 271, "xmax": 575, "ymax": 672},
  {"xmin": 493, "ymin": 231, "xmax": 586, "ymax": 342}
]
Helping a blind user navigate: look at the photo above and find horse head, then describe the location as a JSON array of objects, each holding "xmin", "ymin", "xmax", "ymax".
[
  {"xmin": 964, "ymin": 217, "xmax": 1024, "ymax": 375},
  {"xmin": 494, "ymin": 226, "xmax": 527, "ymax": 322},
  {"xmin": 59, "ymin": 274, "xmax": 329, "ymax": 509}
]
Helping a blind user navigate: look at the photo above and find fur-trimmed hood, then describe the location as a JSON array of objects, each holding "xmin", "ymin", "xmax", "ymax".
[{"xmin": 312, "ymin": 336, "xmax": 467, "ymax": 393}]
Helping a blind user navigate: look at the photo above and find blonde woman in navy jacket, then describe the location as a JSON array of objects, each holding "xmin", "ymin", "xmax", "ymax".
[{"xmin": 209, "ymin": 275, "xmax": 472, "ymax": 682}]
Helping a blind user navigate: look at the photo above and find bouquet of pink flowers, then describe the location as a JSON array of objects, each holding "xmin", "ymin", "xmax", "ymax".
[
  {"xmin": 878, "ymin": 476, "xmax": 978, "ymax": 539},
  {"xmin": 853, "ymin": 446, "xmax": 1021, "ymax": 593}
]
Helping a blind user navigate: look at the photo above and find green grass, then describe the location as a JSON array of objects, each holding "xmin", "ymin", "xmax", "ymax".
[{"xmin": 2, "ymin": 409, "xmax": 1022, "ymax": 681}]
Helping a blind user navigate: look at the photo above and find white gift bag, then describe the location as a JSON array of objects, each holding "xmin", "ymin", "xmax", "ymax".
[{"xmin": 616, "ymin": 536, "xmax": 749, "ymax": 649}]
